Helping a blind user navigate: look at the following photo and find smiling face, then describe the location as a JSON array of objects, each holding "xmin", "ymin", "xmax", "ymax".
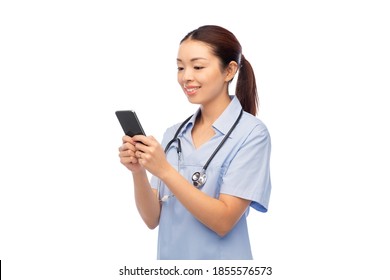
[{"xmin": 177, "ymin": 40, "xmax": 237, "ymax": 108}]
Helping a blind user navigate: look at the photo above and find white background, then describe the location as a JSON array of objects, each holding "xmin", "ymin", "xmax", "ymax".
[{"xmin": 1, "ymin": 0, "xmax": 389, "ymax": 279}]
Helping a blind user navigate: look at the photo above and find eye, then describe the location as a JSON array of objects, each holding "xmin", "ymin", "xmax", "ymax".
[
  {"xmin": 177, "ymin": 66, "xmax": 184, "ymax": 71},
  {"xmin": 194, "ymin": 66, "xmax": 204, "ymax": 70}
]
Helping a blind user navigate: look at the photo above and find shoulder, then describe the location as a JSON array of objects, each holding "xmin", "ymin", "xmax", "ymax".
[
  {"xmin": 165, "ymin": 122, "xmax": 183, "ymax": 135},
  {"xmin": 164, "ymin": 112, "xmax": 195, "ymax": 139},
  {"xmin": 160, "ymin": 118, "xmax": 191, "ymax": 147},
  {"xmin": 239, "ymin": 111, "xmax": 271, "ymax": 140},
  {"xmin": 161, "ymin": 122, "xmax": 182, "ymax": 141}
]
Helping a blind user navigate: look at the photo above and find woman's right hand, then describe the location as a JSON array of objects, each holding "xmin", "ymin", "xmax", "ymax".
[{"xmin": 118, "ymin": 135, "xmax": 144, "ymax": 173}]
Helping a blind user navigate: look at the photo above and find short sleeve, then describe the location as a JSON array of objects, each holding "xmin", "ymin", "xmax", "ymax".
[{"xmin": 220, "ymin": 125, "xmax": 272, "ymax": 212}]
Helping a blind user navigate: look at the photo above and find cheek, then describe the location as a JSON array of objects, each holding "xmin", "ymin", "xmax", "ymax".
[
  {"xmin": 177, "ymin": 73, "xmax": 183, "ymax": 85},
  {"xmin": 206, "ymin": 71, "xmax": 223, "ymax": 86}
]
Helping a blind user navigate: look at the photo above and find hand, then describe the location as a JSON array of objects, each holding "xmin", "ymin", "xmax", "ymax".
[
  {"xmin": 132, "ymin": 135, "xmax": 171, "ymax": 178},
  {"xmin": 118, "ymin": 135, "xmax": 145, "ymax": 173}
]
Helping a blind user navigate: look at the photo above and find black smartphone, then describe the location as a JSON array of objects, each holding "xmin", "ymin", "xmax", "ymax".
[{"xmin": 115, "ymin": 110, "xmax": 146, "ymax": 137}]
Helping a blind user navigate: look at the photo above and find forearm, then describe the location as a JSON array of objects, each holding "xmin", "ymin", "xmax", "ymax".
[
  {"xmin": 160, "ymin": 166, "xmax": 247, "ymax": 236},
  {"xmin": 130, "ymin": 134, "xmax": 249, "ymax": 236},
  {"xmin": 132, "ymin": 169, "xmax": 160, "ymax": 229}
]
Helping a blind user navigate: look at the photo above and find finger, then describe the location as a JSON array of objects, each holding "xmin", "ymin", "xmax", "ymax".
[
  {"xmin": 135, "ymin": 143, "xmax": 148, "ymax": 154},
  {"xmin": 118, "ymin": 142, "xmax": 134, "ymax": 152},
  {"xmin": 119, "ymin": 148, "xmax": 136, "ymax": 158},
  {"xmin": 134, "ymin": 136, "xmax": 158, "ymax": 153},
  {"xmin": 119, "ymin": 148, "xmax": 138, "ymax": 160},
  {"xmin": 122, "ymin": 135, "xmax": 132, "ymax": 144},
  {"xmin": 132, "ymin": 135, "xmax": 151, "ymax": 146},
  {"xmin": 136, "ymin": 150, "xmax": 145, "ymax": 159},
  {"xmin": 120, "ymin": 155, "xmax": 138, "ymax": 165},
  {"xmin": 118, "ymin": 144, "xmax": 127, "ymax": 152}
]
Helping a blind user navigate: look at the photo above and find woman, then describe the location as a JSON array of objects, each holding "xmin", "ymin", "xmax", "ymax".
[{"xmin": 118, "ymin": 25, "xmax": 271, "ymax": 260}]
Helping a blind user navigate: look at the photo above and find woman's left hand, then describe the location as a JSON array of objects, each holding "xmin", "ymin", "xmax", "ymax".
[{"xmin": 132, "ymin": 135, "xmax": 171, "ymax": 179}]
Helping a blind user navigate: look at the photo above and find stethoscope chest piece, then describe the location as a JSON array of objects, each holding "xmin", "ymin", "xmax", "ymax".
[
  {"xmin": 192, "ymin": 171, "xmax": 207, "ymax": 188},
  {"xmin": 164, "ymin": 109, "xmax": 243, "ymax": 192}
]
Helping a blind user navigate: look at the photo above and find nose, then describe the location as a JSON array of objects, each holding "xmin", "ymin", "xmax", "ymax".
[{"xmin": 181, "ymin": 68, "xmax": 194, "ymax": 82}]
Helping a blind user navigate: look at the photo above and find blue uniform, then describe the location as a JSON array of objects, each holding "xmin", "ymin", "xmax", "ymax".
[{"xmin": 151, "ymin": 96, "xmax": 271, "ymax": 260}]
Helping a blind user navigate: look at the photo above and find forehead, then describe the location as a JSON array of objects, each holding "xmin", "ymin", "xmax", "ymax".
[{"xmin": 177, "ymin": 40, "xmax": 215, "ymax": 61}]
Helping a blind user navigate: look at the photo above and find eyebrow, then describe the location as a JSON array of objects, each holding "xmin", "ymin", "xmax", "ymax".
[{"xmin": 177, "ymin": 57, "xmax": 208, "ymax": 62}]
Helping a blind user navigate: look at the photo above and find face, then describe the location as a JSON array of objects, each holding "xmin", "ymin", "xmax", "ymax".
[{"xmin": 177, "ymin": 40, "xmax": 235, "ymax": 106}]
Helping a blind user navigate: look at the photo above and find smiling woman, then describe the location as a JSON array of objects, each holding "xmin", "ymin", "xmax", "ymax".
[
  {"xmin": 118, "ymin": 25, "xmax": 272, "ymax": 260},
  {"xmin": 177, "ymin": 39, "xmax": 235, "ymax": 120}
]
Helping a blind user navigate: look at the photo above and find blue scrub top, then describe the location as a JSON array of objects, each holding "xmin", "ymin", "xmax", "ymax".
[{"xmin": 151, "ymin": 96, "xmax": 272, "ymax": 260}]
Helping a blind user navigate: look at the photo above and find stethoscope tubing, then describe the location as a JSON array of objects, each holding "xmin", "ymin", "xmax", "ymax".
[{"xmin": 163, "ymin": 109, "xmax": 243, "ymax": 188}]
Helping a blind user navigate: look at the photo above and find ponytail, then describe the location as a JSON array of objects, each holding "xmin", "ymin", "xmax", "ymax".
[{"xmin": 235, "ymin": 54, "xmax": 259, "ymax": 116}]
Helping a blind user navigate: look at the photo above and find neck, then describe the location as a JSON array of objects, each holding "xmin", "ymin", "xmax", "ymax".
[{"xmin": 198, "ymin": 94, "xmax": 231, "ymax": 125}]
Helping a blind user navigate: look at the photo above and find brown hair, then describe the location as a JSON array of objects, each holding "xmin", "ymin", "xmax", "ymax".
[{"xmin": 180, "ymin": 25, "xmax": 259, "ymax": 116}]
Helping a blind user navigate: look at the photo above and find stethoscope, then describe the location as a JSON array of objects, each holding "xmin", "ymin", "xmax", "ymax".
[{"xmin": 164, "ymin": 109, "xmax": 243, "ymax": 189}]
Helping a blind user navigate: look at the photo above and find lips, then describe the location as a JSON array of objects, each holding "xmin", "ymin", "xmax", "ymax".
[{"xmin": 184, "ymin": 85, "xmax": 200, "ymax": 95}]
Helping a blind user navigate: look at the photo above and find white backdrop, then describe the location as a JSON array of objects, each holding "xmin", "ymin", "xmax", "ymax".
[{"xmin": 1, "ymin": 1, "xmax": 389, "ymax": 279}]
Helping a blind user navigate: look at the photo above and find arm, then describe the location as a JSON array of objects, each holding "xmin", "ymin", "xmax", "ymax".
[
  {"xmin": 132, "ymin": 169, "xmax": 160, "ymax": 229},
  {"xmin": 119, "ymin": 136, "xmax": 160, "ymax": 229},
  {"xmin": 161, "ymin": 165, "xmax": 251, "ymax": 237},
  {"xmin": 133, "ymin": 135, "xmax": 250, "ymax": 237}
]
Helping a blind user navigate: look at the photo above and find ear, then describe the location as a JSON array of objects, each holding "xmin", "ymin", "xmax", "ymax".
[{"xmin": 224, "ymin": 61, "xmax": 239, "ymax": 82}]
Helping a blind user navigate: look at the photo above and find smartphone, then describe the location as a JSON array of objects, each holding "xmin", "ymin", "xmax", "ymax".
[{"xmin": 115, "ymin": 110, "xmax": 146, "ymax": 137}]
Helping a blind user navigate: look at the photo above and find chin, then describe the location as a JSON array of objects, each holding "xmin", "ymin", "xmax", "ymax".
[{"xmin": 185, "ymin": 94, "xmax": 202, "ymax": 105}]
